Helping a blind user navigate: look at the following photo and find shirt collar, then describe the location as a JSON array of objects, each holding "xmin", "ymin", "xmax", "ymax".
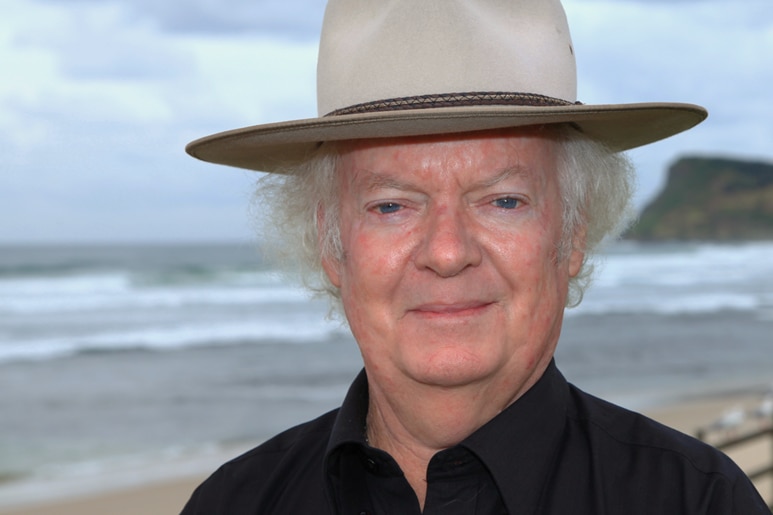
[
  {"xmin": 461, "ymin": 360, "xmax": 569, "ymax": 513},
  {"xmin": 326, "ymin": 368, "xmax": 370, "ymax": 455},
  {"xmin": 325, "ymin": 361, "xmax": 569, "ymax": 513}
]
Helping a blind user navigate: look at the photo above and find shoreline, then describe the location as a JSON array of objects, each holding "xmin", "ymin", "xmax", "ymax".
[
  {"xmin": 0, "ymin": 442, "xmax": 258, "ymax": 515},
  {"xmin": 0, "ymin": 476, "xmax": 203, "ymax": 515},
  {"xmin": 1, "ymin": 390, "xmax": 770, "ymax": 514}
]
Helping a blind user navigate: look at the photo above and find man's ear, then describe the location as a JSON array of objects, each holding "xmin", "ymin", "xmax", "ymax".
[
  {"xmin": 568, "ymin": 224, "xmax": 587, "ymax": 278},
  {"xmin": 321, "ymin": 252, "xmax": 342, "ymax": 288},
  {"xmin": 317, "ymin": 205, "xmax": 342, "ymax": 288}
]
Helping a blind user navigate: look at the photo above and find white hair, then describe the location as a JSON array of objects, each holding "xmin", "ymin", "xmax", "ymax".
[{"xmin": 254, "ymin": 126, "xmax": 635, "ymax": 313}]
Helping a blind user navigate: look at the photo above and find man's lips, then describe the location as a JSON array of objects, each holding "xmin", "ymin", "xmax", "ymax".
[{"xmin": 408, "ymin": 301, "xmax": 493, "ymax": 317}]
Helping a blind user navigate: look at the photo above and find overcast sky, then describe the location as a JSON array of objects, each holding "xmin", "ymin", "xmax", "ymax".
[{"xmin": 2, "ymin": 0, "xmax": 771, "ymax": 243}]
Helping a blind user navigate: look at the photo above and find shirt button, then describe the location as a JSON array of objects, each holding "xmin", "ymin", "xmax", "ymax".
[{"xmin": 365, "ymin": 458, "xmax": 377, "ymax": 472}]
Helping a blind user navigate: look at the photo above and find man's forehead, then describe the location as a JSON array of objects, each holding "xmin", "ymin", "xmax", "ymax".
[
  {"xmin": 349, "ymin": 165, "xmax": 540, "ymax": 195},
  {"xmin": 334, "ymin": 127, "xmax": 559, "ymax": 187}
]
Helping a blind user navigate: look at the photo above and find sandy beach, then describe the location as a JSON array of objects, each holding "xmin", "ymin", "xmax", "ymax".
[
  {"xmin": 0, "ymin": 442, "xmax": 252, "ymax": 515},
  {"xmin": 1, "ymin": 391, "xmax": 770, "ymax": 515},
  {"xmin": 0, "ymin": 476, "xmax": 203, "ymax": 515}
]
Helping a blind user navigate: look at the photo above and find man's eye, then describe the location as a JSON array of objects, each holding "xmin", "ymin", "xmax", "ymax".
[
  {"xmin": 493, "ymin": 197, "xmax": 519, "ymax": 209},
  {"xmin": 376, "ymin": 202, "xmax": 402, "ymax": 214}
]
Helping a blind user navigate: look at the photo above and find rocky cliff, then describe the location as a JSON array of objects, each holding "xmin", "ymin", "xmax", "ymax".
[{"xmin": 626, "ymin": 156, "xmax": 773, "ymax": 241}]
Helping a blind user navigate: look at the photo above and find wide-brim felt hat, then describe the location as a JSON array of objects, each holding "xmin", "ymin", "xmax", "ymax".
[{"xmin": 186, "ymin": 0, "xmax": 707, "ymax": 173}]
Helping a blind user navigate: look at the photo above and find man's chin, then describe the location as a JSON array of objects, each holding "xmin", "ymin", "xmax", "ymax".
[{"xmin": 405, "ymin": 354, "xmax": 500, "ymax": 389}]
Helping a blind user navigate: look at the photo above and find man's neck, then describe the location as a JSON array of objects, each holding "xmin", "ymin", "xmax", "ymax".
[{"xmin": 364, "ymin": 363, "xmax": 548, "ymax": 509}]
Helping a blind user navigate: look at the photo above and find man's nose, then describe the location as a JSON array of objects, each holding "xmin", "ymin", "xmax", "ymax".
[{"xmin": 414, "ymin": 207, "xmax": 483, "ymax": 277}]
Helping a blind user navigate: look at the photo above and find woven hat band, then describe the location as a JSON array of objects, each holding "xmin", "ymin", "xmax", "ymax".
[{"xmin": 326, "ymin": 91, "xmax": 582, "ymax": 117}]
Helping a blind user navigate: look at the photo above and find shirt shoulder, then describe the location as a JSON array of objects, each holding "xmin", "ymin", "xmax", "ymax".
[
  {"xmin": 180, "ymin": 408, "xmax": 339, "ymax": 515},
  {"xmin": 561, "ymin": 385, "xmax": 769, "ymax": 514},
  {"xmin": 568, "ymin": 387, "xmax": 714, "ymax": 461}
]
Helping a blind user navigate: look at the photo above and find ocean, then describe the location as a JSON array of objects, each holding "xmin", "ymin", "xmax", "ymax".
[{"xmin": 1, "ymin": 241, "xmax": 772, "ymax": 503}]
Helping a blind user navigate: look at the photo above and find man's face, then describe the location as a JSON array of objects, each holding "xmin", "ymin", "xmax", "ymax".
[{"xmin": 322, "ymin": 129, "xmax": 584, "ymax": 394}]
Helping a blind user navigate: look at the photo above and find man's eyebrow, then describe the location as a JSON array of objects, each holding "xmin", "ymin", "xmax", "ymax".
[
  {"xmin": 473, "ymin": 165, "xmax": 531, "ymax": 189},
  {"xmin": 356, "ymin": 171, "xmax": 418, "ymax": 193}
]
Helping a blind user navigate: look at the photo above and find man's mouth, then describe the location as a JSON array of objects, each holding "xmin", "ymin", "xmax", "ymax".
[{"xmin": 409, "ymin": 301, "xmax": 493, "ymax": 318}]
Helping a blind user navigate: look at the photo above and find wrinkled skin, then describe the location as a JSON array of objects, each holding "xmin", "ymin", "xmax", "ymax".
[{"xmin": 323, "ymin": 129, "xmax": 584, "ymax": 401}]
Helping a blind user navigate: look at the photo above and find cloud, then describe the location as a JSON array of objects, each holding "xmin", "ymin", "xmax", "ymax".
[
  {"xmin": 1, "ymin": 0, "xmax": 321, "ymax": 242},
  {"xmin": 15, "ymin": 2, "xmax": 194, "ymax": 81},
  {"xmin": 36, "ymin": 0, "xmax": 326, "ymax": 38}
]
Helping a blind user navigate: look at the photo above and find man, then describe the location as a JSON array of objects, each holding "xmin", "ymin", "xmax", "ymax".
[{"xmin": 181, "ymin": 0, "xmax": 769, "ymax": 513}]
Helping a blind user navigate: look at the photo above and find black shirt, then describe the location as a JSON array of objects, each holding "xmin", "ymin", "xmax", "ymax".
[{"xmin": 181, "ymin": 362, "xmax": 769, "ymax": 514}]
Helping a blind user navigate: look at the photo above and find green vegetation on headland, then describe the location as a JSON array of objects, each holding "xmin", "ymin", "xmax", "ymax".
[{"xmin": 626, "ymin": 156, "xmax": 773, "ymax": 241}]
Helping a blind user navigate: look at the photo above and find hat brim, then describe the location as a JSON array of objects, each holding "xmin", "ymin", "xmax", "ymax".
[{"xmin": 186, "ymin": 102, "xmax": 707, "ymax": 173}]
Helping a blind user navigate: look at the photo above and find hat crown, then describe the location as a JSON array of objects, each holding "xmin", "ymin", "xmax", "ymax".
[{"xmin": 317, "ymin": 0, "xmax": 577, "ymax": 116}]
